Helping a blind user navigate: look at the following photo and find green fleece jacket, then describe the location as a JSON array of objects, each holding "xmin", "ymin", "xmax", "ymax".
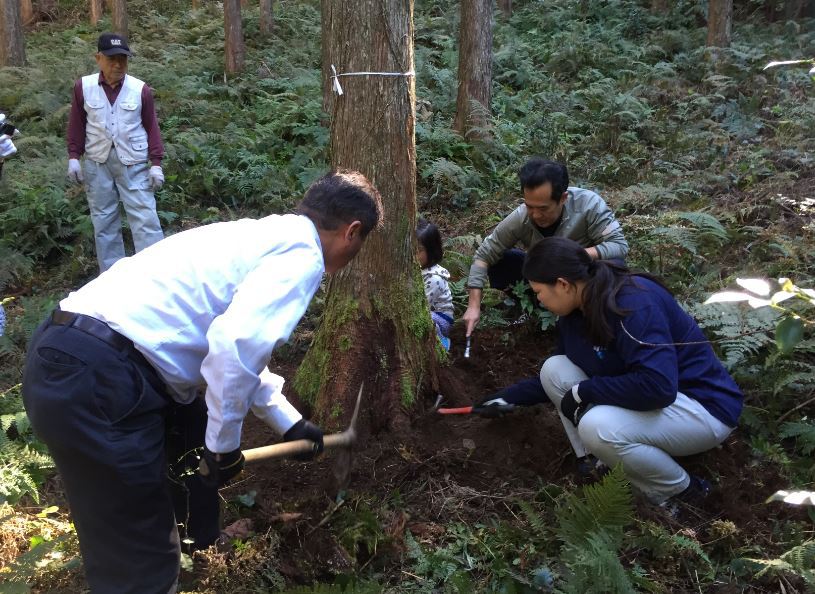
[{"xmin": 467, "ymin": 186, "xmax": 628, "ymax": 289}]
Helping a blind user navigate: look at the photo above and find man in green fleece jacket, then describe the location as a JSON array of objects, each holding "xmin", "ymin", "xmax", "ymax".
[{"xmin": 463, "ymin": 158, "xmax": 628, "ymax": 336}]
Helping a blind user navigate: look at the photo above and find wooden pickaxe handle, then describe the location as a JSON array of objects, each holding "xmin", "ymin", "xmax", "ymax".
[
  {"xmin": 243, "ymin": 430, "xmax": 354, "ymax": 463},
  {"xmin": 242, "ymin": 384, "xmax": 364, "ymax": 464}
]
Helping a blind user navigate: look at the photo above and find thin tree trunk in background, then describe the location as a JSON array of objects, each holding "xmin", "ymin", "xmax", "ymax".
[
  {"xmin": 192, "ymin": 0, "xmax": 199, "ymax": 8},
  {"xmin": 497, "ymin": 0, "xmax": 512, "ymax": 18},
  {"xmin": 0, "ymin": 0, "xmax": 27, "ymax": 66},
  {"xmin": 260, "ymin": 0, "xmax": 274, "ymax": 34},
  {"xmin": 90, "ymin": 0, "xmax": 103, "ymax": 25},
  {"xmin": 453, "ymin": 0, "xmax": 493, "ymax": 139},
  {"xmin": 110, "ymin": 0, "xmax": 127, "ymax": 37},
  {"xmin": 321, "ymin": 0, "xmax": 334, "ymax": 121},
  {"xmin": 651, "ymin": 0, "xmax": 668, "ymax": 13},
  {"xmin": 20, "ymin": 0, "xmax": 34, "ymax": 25},
  {"xmin": 784, "ymin": 0, "xmax": 805, "ymax": 19},
  {"xmin": 300, "ymin": 0, "xmax": 433, "ymax": 442},
  {"xmin": 224, "ymin": 0, "xmax": 245, "ymax": 74},
  {"xmin": 706, "ymin": 0, "xmax": 732, "ymax": 48}
]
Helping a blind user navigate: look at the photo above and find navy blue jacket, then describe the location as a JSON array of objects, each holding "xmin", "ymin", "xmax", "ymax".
[{"xmin": 559, "ymin": 277, "xmax": 743, "ymax": 427}]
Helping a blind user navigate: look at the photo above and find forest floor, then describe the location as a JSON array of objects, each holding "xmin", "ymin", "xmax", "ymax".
[{"xmin": 178, "ymin": 322, "xmax": 807, "ymax": 592}]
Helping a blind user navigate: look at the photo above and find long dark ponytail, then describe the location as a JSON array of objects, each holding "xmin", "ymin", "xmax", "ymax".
[{"xmin": 522, "ymin": 237, "xmax": 666, "ymax": 345}]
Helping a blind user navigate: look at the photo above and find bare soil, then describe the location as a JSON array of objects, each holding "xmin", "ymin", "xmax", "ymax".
[{"xmin": 191, "ymin": 320, "xmax": 807, "ymax": 590}]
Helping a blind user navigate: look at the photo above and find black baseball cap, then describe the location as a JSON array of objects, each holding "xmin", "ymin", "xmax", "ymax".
[{"xmin": 97, "ymin": 33, "xmax": 132, "ymax": 57}]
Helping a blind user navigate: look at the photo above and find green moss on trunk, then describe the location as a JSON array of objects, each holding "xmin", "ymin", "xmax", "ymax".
[{"xmin": 293, "ymin": 296, "xmax": 359, "ymax": 404}]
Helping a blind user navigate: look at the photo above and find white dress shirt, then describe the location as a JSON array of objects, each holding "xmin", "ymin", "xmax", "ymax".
[{"xmin": 61, "ymin": 213, "xmax": 325, "ymax": 452}]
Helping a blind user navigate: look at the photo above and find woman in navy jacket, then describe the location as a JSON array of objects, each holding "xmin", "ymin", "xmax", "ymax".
[{"xmin": 525, "ymin": 237, "xmax": 743, "ymax": 505}]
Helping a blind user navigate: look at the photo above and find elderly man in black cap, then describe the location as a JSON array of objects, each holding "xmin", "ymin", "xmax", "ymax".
[{"xmin": 66, "ymin": 33, "xmax": 166, "ymax": 273}]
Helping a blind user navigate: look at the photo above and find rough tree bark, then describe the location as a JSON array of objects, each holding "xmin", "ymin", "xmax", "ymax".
[
  {"xmin": 784, "ymin": 0, "xmax": 805, "ymax": 19},
  {"xmin": 224, "ymin": 0, "xmax": 245, "ymax": 74},
  {"xmin": 0, "ymin": 0, "xmax": 26, "ymax": 66},
  {"xmin": 260, "ymin": 0, "xmax": 274, "ymax": 35},
  {"xmin": 110, "ymin": 0, "xmax": 127, "ymax": 37},
  {"xmin": 706, "ymin": 0, "xmax": 733, "ymax": 48},
  {"xmin": 90, "ymin": 0, "xmax": 103, "ymax": 25},
  {"xmin": 453, "ymin": 0, "xmax": 493, "ymax": 140},
  {"xmin": 298, "ymin": 0, "xmax": 435, "ymax": 438},
  {"xmin": 20, "ymin": 0, "xmax": 34, "ymax": 26},
  {"xmin": 320, "ymin": 0, "xmax": 334, "ymax": 120}
]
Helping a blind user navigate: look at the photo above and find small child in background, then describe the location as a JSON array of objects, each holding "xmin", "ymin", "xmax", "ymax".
[{"xmin": 417, "ymin": 218, "xmax": 454, "ymax": 350}]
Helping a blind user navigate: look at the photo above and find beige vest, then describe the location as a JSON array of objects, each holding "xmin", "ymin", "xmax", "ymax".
[{"xmin": 82, "ymin": 73, "xmax": 148, "ymax": 165}]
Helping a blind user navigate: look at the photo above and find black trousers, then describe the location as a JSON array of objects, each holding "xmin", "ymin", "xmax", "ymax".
[
  {"xmin": 22, "ymin": 316, "xmax": 220, "ymax": 594},
  {"xmin": 487, "ymin": 248, "xmax": 527, "ymax": 291}
]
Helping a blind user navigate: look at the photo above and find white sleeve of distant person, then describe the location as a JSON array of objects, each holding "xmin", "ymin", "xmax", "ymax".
[{"xmin": 202, "ymin": 245, "xmax": 324, "ymax": 453}]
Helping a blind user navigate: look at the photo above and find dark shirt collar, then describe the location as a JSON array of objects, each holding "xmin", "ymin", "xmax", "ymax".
[
  {"xmin": 98, "ymin": 71, "xmax": 124, "ymax": 89},
  {"xmin": 532, "ymin": 209, "xmax": 565, "ymax": 237}
]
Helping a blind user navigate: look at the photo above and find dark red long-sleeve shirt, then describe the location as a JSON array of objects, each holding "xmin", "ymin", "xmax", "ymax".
[{"xmin": 66, "ymin": 72, "xmax": 164, "ymax": 166}]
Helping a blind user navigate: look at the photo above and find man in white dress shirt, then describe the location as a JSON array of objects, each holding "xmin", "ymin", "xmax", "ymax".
[{"xmin": 22, "ymin": 170, "xmax": 382, "ymax": 594}]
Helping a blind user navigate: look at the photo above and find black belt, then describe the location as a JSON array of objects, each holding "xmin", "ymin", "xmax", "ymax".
[{"xmin": 51, "ymin": 309, "xmax": 135, "ymax": 353}]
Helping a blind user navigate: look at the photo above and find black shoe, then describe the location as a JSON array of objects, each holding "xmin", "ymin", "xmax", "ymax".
[
  {"xmin": 575, "ymin": 455, "xmax": 609, "ymax": 483},
  {"xmin": 661, "ymin": 475, "xmax": 711, "ymax": 519},
  {"xmin": 676, "ymin": 475, "xmax": 711, "ymax": 505}
]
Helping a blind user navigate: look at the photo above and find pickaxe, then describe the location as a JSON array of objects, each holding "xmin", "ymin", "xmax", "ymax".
[{"xmin": 242, "ymin": 384, "xmax": 363, "ymax": 465}]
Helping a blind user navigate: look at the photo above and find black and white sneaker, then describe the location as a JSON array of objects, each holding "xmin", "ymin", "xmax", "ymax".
[{"xmin": 661, "ymin": 475, "xmax": 711, "ymax": 519}]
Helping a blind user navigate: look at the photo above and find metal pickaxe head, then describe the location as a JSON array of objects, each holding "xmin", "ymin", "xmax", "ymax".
[{"xmin": 242, "ymin": 384, "xmax": 364, "ymax": 464}]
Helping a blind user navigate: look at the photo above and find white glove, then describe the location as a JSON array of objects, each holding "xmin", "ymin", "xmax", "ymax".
[
  {"xmin": 149, "ymin": 165, "xmax": 164, "ymax": 190},
  {"xmin": 67, "ymin": 158, "xmax": 84, "ymax": 184},
  {"xmin": 0, "ymin": 134, "xmax": 16, "ymax": 159}
]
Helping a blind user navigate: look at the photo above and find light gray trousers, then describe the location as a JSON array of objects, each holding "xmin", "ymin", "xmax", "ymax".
[
  {"xmin": 83, "ymin": 149, "xmax": 164, "ymax": 272},
  {"xmin": 540, "ymin": 355, "xmax": 733, "ymax": 503}
]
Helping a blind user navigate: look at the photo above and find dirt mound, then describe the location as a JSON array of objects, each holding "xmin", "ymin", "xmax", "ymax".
[{"xmin": 187, "ymin": 321, "xmax": 803, "ymax": 588}]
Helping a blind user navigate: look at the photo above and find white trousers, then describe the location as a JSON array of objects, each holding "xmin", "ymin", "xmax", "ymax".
[
  {"xmin": 540, "ymin": 355, "xmax": 733, "ymax": 503},
  {"xmin": 83, "ymin": 149, "xmax": 164, "ymax": 272}
]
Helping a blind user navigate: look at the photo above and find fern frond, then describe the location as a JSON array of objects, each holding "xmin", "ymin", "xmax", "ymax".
[
  {"xmin": 561, "ymin": 530, "xmax": 636, "ymax": 594},
  {"xmin": 746, "ymin": 539, "xmax": 815, "ymax": 586},
  {"xmin": 517, "ymin": 498, "xmax": 547, "ymax": 538},
  {"xmin": 780, "ymin": 421, "xmax": 815, "ymax": 455},
  {"xmin": 557, "ymin": 465, "xmax": 633, "ymax": 549}
]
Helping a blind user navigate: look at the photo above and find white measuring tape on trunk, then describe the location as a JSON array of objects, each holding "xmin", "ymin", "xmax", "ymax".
[{"xmin": 330, "ymin": 64, "xmax": 415, "ymax": 95}]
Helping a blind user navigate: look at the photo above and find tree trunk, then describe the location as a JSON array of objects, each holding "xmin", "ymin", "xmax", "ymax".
[
  {"xmin": 260, "ymin": 0, "xmax": 274, "ymax": 35},
  {"xmin": 110, "ymin": 0, "xmax": 127, "ymax": 37},
  {"xmin": 224, "ymin": 0, "xmax": 244, "ymax": 74},
  {"xmin": 706, "ymin": 0, "xmax": 732, "ymax": 48},
  {"xmin": 298, "ymin": 0, "xmax": 433, "ymax": 439},
  {"xmin": 90, "ymin": 0, "xmax": 103, "ymax": 25},
  {"xmin": 651, "ymin": 0, "xmax": 668, "ymax": 13},
  {"xmin": 784, "ymin": 0, "xmax": 805, "ymax": 19},
  {"xmin": 497, "ymin": 0, "xmax": 512, "ymax": 18},
  {"xmin": 453, "ymin": 0, "xmax": 493, "ymax": 140},
  {"xmin": 0, "ymin": 0, "xmax": 26, "ymax": 66},
  {"xmin": 20, "ymin": 0, "xmax": 34, "ymax": 25},
  {"xmin": 192, "ymin": 0, "xmax": 199, "ymax": 9},
  {"xmin": 321, "ymin": 0, "xmax": 334, "ymax": 122}
]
